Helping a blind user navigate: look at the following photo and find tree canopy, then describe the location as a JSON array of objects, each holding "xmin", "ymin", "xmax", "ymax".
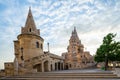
[{"xmin": 94, "ymin": 33, "xmax": 120, "ymax": 62}]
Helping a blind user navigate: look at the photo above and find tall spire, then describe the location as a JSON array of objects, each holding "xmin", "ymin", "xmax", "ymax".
[
  {"xmin": 25, "ymin": 7, "xmax": 36, "ymax": 29},
  {"xmin": 74, "ymin": 26, "xmax": 76, "ymax": 33},
  {"xmin": 72, "ymin": 26, "xmax": 78, "ymax": 36},
  {"xmin": 70, "ymin": 27, "xmax": 80, "ymax": 43},
  {"xmin": 21, "ymin": 7, "xmax": 40, "ymax": 35}
]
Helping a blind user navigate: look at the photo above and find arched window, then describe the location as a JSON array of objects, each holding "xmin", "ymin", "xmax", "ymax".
[
  {"xmin": 36, "ymin": 42, "xmax": 39, "ymax": 48},
  {"xmin": 29, "ymin": 28, "xmax": 31, "ymax": 32}
]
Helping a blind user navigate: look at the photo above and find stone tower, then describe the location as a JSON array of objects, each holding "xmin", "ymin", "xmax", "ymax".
[
  {"xmin": 14, "ymin": 7, "xmax": 44, "ymax": 64},
  {"xmin": 63, "ymin": 27, "xmax": 94, "ymax": 69},
  {"xmin": 68, "ymin": 27, "xmax": 84, "ymax": 55},
  {"xmin": 66, "ymin": 27, "xmax": 84, "ymax": 64}
]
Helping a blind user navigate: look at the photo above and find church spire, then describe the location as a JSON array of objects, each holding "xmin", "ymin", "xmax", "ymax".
[{"xmin": 21, "ymin": 7, "xmax": 40, "ymax": 35}]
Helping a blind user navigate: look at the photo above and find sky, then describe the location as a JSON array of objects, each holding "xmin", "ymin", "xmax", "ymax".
[{"xmin": 0, "ymin": 0, "xmax": 120, "ymax": 69}]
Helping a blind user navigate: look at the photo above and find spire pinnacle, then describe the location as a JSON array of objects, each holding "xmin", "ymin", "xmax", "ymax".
[
  {"xmin": 74, "ymin": 26, "xmax": 76, "ymax": 33},
  {"xmin": 25, "ymin": 7, "xmax": 36, "ymax": 29},
  {"xmin": 29, "ymin": 6, "xmax": 31, "ymax": 10},
  {"xmin": 71, "ymin": 27, "xmax": 79, "ymax": 40},
  {"xmin": 21, "ymin": 7, "xmax": 40, "ymax": 35}
]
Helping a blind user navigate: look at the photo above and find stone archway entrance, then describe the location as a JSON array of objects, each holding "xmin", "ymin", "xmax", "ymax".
[
  {"xmin": 33, "ymin": 64, "xmax": 42, "ymax": 72},
  {"xmin": 65, "ymin": 63, "xmax": 69, "ymax": 70},
  {"xmin": 44, "ymin": 61, "xmax": 49, "ymax": 72}
]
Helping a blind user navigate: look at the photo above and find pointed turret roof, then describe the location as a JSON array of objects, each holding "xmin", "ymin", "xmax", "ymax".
[
  {"xmin": 25, "ymin": 7, "xmax": 36, "ymax": 29},
  {"xmin": 21, "ymin": 7, "xmax": 40, "ymax": 36}
]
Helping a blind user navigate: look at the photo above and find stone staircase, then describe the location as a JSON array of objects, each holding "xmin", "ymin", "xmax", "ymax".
[{"xmin": 1, "ymin": 69, "xmax": 120, "ymax": 80}]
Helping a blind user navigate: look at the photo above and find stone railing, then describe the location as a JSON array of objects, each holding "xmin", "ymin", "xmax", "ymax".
[{"xmin": 114, "ymin": 68, "xmax": 120, "ymax": 77}]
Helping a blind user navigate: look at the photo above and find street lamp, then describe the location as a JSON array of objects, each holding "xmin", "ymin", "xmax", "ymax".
[{"xmin": 105, "ymin": 53, "xmax": 107, "ymax": 71}]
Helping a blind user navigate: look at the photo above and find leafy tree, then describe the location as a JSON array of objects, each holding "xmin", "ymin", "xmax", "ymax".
[{"xmin": 94, "ymin": 33, "xmax": 120, "ymax": 69}]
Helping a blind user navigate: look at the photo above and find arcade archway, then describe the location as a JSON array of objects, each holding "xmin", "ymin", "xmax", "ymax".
[
  {"xmin": 33, "ymin": 63, "xmax": 42, "ymax": 72},
  {"xmin": 44, "ymin": 61, "xmax": 49, "ymax": 72}
]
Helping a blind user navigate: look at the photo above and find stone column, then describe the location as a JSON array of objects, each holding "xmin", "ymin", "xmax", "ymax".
[
  {"xmin": 63, "ymin": 63, "xmax": 65, "ymax": 70},
  {"xmin": 42, "ymin": 62, "xmax": 44, "ymax": 72},
  {"xmin": 56, "ymin": 62, "xmax": 58, "ymax": 70},
  {"xmin": 53, "ymin": 63, "xmax": 55, "ymax": 71},
  {"xmin": 60, "ymin": 63, "xmax": 62, "ymax": 70},
  {"xmin": 48, "ymin": 62, "xmax": 51, "ymax": 72}
]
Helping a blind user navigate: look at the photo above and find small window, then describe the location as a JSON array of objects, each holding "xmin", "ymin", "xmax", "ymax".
[
  {"xmin": 36, "ymin": 42, "xmax": 39, "ymax": 48},
  {"xmin": 29, "ymin": 28, "xmax": 31, "ymax": 32}
]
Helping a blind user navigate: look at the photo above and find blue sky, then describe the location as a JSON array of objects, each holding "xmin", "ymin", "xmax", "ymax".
[{"xmin": 0, "ymin": 0, "xmax": 120, "ymax": 69}]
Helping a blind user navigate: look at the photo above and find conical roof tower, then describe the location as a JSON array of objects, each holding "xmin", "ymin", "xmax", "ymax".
[{"xmin": 21, "ymin": 7, "xmax": 40, "ymax": 35}]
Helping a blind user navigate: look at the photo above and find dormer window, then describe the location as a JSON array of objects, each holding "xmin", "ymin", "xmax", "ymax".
[{"xmin": 29, "ymin": 28, "xmax": 31, "ymax": 32}]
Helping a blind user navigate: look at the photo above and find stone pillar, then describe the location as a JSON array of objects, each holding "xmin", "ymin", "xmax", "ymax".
[
  {"xmin": 42, "ymin": 62, "xmax": 44, "ymax": 72},
  {"xmin": 53, "ymin": 63, "xmax": 55, "ymax": 71},
  {"xmin": 56, "ymin": 62, "xmax": 58, "ymax": 70},
  {"xmin": 63, "ymin": 63, "xmax": 65, "ymax": 70},
  {"xmin": 48, "ymin": 62, "xmax": 51, "ymax": 72},
  {"xmin": 60, "ymin": 63, "xmax": 62, "ymax": 70},
  {"xmin": 52, "ymin": 63, "xmax": 54, "ymax": 71}
]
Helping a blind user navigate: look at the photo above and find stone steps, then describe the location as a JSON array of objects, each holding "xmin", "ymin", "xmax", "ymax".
[{"xmin": 1, "ymin": 70, "xmax": 120, "ymax": 80}]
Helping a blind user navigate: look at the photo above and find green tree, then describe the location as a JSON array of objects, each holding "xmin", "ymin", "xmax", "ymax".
[{"xmin": 94, "ymin": 33, "xmax": 120, "ymax": 70}]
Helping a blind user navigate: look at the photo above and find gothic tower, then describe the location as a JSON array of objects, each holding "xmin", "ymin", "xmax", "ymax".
[
  {"xmin": 66, "ymin": 27, "xmax": 84, "ymax": 63},
  {"xmin": 68, "ymin": 27, "xmax": 84, "ymax": 54},
  {"xmin": 64, "ymin": 27, "xmax": 93, "ymax": 69},
  {"xmin": 14, "ymin": 7, "xmax": 44, "ymax": 64}
]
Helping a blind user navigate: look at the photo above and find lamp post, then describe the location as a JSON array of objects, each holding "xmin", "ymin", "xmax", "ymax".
[
  {"xmin": 47, "ymin": 43, "xmax": 50, "ymax": 53},
  {"xmin": 105, "ymin": 53, "xmax": 107, "ymax": 71}
]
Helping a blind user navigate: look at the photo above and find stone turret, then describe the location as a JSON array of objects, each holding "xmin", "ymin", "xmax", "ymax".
[
  {"xmin": 68, "ymin": 27, "xmax": 83, "ymax": 54},
  {"xmin": 14, "ymin": 7, "xmax": 44, "ymax": 61}
]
